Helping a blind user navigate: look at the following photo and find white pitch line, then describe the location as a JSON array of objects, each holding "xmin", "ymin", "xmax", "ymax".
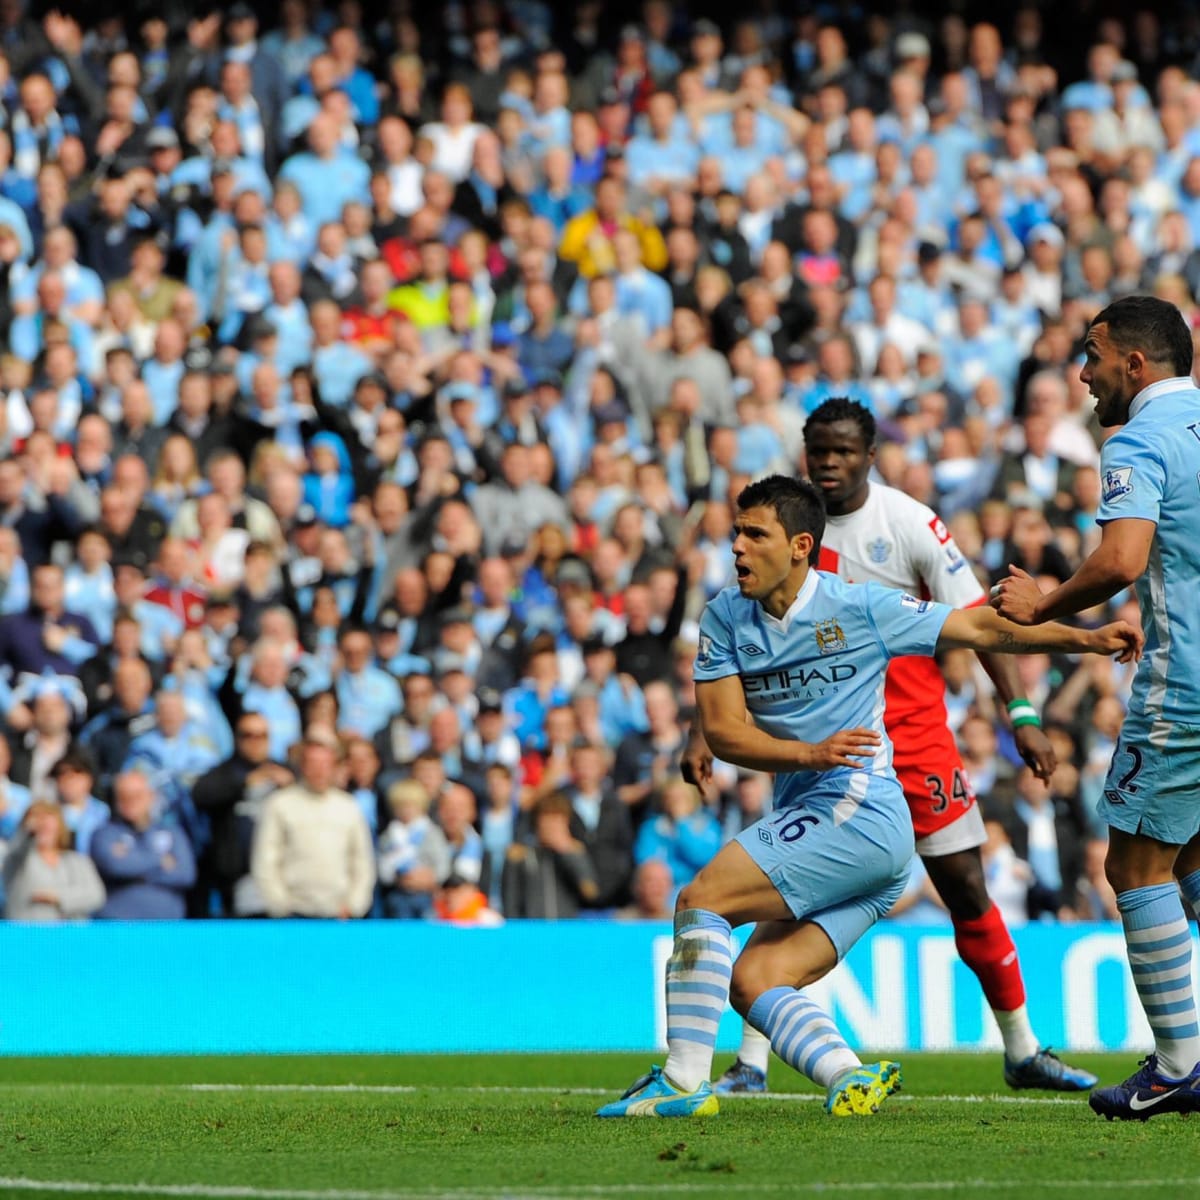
[
  {"xmin": 180, "ymin": 1084, "xmax": 1081, "ymax": 1105},
  {"xmin": 0, "ymin": 1082, "xmax": 1086, "ymax": 1106},
  {"xmin": 1, "ymin": 1178, "xmax": 1199, "ymax": 1200}
]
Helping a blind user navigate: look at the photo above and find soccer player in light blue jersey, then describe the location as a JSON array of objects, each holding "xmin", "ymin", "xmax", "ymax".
[
  {"xmin": 993, "ymin": 295, "xmax": 1200, "ymax": 1120},
  {"xmin": 597, "ymin": 476, "xmax": 1140, "ymax": 1119}
]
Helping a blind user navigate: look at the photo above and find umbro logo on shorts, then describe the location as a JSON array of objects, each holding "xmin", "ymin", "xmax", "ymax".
[
  {"xmin": 739, "ymin": 643, "xmax": 764, "ymax": 655},
  {"xmin": 758, "ymin": 828, "xmax": 774, "ymax": 846}
]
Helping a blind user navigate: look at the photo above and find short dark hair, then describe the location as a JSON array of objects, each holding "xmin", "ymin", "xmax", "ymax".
[
  {"xmin": 736, "ymin": 474, "xmax": 825, "ymax": 561},
  {"xmin": 1090, "ymin": 295, "xmax": 1193, "ymax": 377},
  {"xmin": 804, "ymin": 397, "xmax": 876, "ymax": 448}
]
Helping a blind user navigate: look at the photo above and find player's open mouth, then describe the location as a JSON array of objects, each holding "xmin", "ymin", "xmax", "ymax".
[{"xmin": 735, "ymin": 564, "xmax": 750, "ymax": 580}]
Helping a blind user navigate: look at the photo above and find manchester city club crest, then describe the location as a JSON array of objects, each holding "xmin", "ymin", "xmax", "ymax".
[
  {"xmin": 814, "ymin": 618, "xmax": 847, "ymax": 655},
  {"xmin": 867, "ymin": 538, "xmax": 891, "ymax": 564}
]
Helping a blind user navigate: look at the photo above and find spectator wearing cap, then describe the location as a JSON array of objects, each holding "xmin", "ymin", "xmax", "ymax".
[
  {"xmin": 334, "ymin": 623, "xmax": 402, "ymax": 739},
  {"xmin": 578, "ymin": 636, "xmax": 650, "ymax": 748},
  {"xmin": 251, "ymin": 726, "xmax": 375, "ymax": 919},
  {"xmin": 50, "ymin": 749, "xmax": 108, "ymax": 857},
  {"xmin": 91, "ymin": 768, "xmax": 196, "ymax": 920},
  {"xmin": 463, "ymin": 689, "xmax": 522, "ymax": 772},
  {"xmin": 218, "ymin": 2, "xmax": 289, "ymax": 145}
]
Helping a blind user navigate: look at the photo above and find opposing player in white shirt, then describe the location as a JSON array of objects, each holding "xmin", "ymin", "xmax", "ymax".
[{"xmin": 687, "ymin": 399, "xmax": 1099, "ymax": 1095}]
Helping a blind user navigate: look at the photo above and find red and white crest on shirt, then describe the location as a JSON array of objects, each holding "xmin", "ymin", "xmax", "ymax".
[{"xmin": 928, "ymin": 516, "xmax": 951, "ymax": 545}]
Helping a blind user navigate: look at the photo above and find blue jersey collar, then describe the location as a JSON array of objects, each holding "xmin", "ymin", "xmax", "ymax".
[
  {"xmin": 1129, "ymin": 376, "xmax": 1195, "ymax": 420},
  {"xmin": 761, "ymin": 567, "xmax": 819, "ymax": 634}
]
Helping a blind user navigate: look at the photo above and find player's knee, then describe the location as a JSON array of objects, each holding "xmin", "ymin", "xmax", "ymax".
[{"xmin": 728, "ymin": 966, "xmax": 758, "ymax": 1018}]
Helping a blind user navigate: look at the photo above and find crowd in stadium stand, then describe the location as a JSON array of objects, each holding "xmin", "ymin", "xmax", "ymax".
[{"xmin": 0, "ymin": 0, "xmax": 1180, "ymax": 925}]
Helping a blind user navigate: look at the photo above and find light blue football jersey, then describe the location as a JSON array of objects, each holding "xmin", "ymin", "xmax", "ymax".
[
  {"xmin": 694, "ymin": 569, "xmax": 952, "ymax": 816},
  {"xmin": 1097, "ymin": 377, "xmax": 1200, "ymax": 723}
]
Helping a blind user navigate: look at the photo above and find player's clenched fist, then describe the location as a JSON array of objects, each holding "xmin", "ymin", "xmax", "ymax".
[
  {"xmin": 989, "ymin": 565, "xmax": 1043, "ymax": 625},
  {"xmin": 799, "ymin": 728, "xmax": 882, "ymax": 771}
]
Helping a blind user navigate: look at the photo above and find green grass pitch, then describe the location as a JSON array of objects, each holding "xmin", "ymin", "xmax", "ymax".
[{"xmin": 0, "ymin": 1053, "xmax": 1198, "ymax": 1199}]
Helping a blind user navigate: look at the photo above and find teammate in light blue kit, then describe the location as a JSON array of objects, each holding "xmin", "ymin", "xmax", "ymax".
[
  {"xmin": 993, "ymin": 295, "xmax": 1200, "ymax": 1120},
  {"xmin": 599, "ymin": 475, "xmax": 1140, "ymax": 1119}
]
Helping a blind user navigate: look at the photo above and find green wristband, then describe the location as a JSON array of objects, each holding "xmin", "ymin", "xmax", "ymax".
[{"xmin": 1006, "ymin": 699, "xmax": 1041, "ymax": 729}]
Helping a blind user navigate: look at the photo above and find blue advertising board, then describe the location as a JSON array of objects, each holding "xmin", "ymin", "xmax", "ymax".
[{"xmin": 0, "ymin": 920, "xmax": 1186, "ymax": 1056}]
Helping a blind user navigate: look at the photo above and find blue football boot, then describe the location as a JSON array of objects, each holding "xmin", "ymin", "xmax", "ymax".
[
  {"xmin": 714, "ymin": 1060, "xmax": 768, "ymax": 1095},
  {"xmin": 1089, "ymin": 1055, "xmax": 1200, "ymax": 1121},
  {"xmin": 595, "ymin": 1066, "xmax": 719, "ymax": 1118},
  {"xmin": 1004, "ymin": 1047, "xmax": 1099, "ymax": 1092}
]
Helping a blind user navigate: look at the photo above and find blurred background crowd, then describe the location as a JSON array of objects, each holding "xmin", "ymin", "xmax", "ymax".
[{"xmin": 0, "ymin": 0, "xmax": 1176, "ymax": 926}]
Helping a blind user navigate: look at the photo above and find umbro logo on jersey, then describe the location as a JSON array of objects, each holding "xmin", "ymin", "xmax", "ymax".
[
  {"xmin": 758, "ymin": 828, "xmax": 774, "ymax": 846},
  {"xmin": 739, "ymin": 643, "xmax": 764, "ymax": 656},
  {"xmin": 1105, "ymin": 789, "xmax": 1126, "ymax": 806}
]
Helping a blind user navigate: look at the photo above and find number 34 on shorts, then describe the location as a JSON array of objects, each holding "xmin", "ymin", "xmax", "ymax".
[{"xmin": 924, "ymin": 768, "xmax": 972, "ymax": 815}]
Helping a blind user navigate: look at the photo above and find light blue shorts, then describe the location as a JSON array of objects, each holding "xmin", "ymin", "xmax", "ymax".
[
  {"xmin": 1099, "ymin": 711, "xmax": 1200, "ymax": 846},
  {"xmin": 735, "ymin": 790, "xmax": 914, "ymax": 960}
]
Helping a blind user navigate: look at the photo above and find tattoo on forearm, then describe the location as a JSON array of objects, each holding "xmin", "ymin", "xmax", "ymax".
[{"xmin": 996, "ymin": 630, "xmax": 1039, "ymax": 653}]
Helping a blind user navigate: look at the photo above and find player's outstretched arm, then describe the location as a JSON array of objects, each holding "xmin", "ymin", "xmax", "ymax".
[
  {"xmin": 990, "ymin": 518, "xmax": 1155, "ymax": 624},
  {"xmin": 696, "ymin": 675, "xmax": 881, "ymax": 773},
  {"xmin": 937, "ymin": 606, "xmax": 1144, "ymax": 663}
]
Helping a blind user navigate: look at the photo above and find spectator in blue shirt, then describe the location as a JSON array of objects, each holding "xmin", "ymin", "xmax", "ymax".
[
  {"xmin": 91, "ymin": 769, "xmax": 196, "ymax": 920},
  {"xmin": 334, "ymin": 624, "xmax": 402, "ymax": 739},
  {"xmin": 278, "ymin": 112, "xmax": 370, "ymax": 229},
  {"xmin": 634, "ymin": 777, "xmax": 722, "ymax": 887},
  {"xmin": 625, "ymin": 91, "xmax": 699, "ymax": 194},
  {"xmin": 528, "ymin": 146, "xmax": 592, "ymax": 235}
]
